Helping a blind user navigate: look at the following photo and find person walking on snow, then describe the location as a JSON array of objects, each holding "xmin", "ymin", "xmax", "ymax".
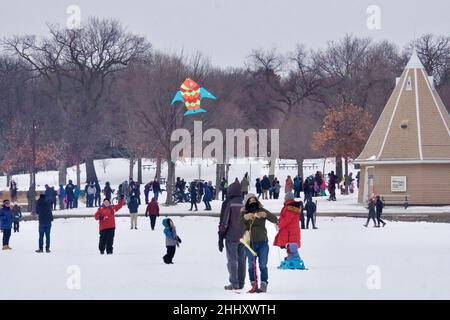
[
  {"xmin": 87, "ymin": 182, "xmax": 96, "ymax": 208},
  {"xmin": 103, "ymin": 182, "xmax": 113, "ymax": 201},
  {"xmin": 255, "ymin": 178, "xmax": 262, "ymax": 199},
  {"xmin": 364, "ymin": 196, "xmax": 377, "ymax": 227},
  {"xmin": 220, "ymin": 177, "xmax": 228, "ymax": 201},
  {"xmin": 376, "ymin": 195, "xmax": 386, "ymax": 227},
  {"xmin": 162, "ymin": 218, "xmax": 181, "ymax": 264},
  {"xmin": 94, "ymin": 196, "xmax": 124, "ymax": 254},
  {"xmin": 65, "ymin": 180, "xmax": 75, "ymax": 209},
  {"xmin": 240, "ymin": 193, "xmax": 278, "ymax": 293},
  {"xmin": 188, "ymin": 181, "xmax": 198, "ymax": 211},
  {"xmin": 0, "ymin": 200, "xmax": 13, "ymax": 250},
  {"xmin": 12, "ymin": 204, "xmax": 22, "ymax": 233},
  {"xmin": 128, "ymin": 195, "xmax": 139, "ymax": 230},
  {"xmin": 94, "ymin": 181, "xmax": 101, "ymax": 207},
  {"xmin": 152, "ymin": 179, "xmax": 162, "ymax": 202},
  {"xmin": 145, "ymin": 197, "xmax": 159, "ymax": 230},
  {"xmin": 35, "ymin": 194, "xmax": 53, "ymax": 253},
  {"xmin": 203, "ymin": 181, "xmax": 212, "ymax": 211},
  {"xmin": 218, "ymin": 181, "xmax": 246, "ymax": 290},
  {"xmin": 274, "ymin": 191, "xmax": 302, "ymax": 252}
]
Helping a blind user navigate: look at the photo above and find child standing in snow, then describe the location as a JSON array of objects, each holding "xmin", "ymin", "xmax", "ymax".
[
  {"xmin": 162, "ymin": 218, "xmax": 181, "ymax": 264},
  {"xmin": 94, "ymin": 197, "xmax": 124, "ymax": 255},
  {"xmin": 12, "ymin": 204, "xmax": 22, "ymax": 233}
]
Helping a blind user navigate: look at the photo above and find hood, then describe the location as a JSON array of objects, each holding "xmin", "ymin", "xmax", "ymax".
[
  {"xmin": 227, "ymin": 181, "xmax": 241, "ymax": 197},
  {"xmin": 243, "ymin": 193, "xmax": 262, "ymax": 209},
  {"xmin": 162, "ymin": 218, "xmax": 170, "ymax": 228}
]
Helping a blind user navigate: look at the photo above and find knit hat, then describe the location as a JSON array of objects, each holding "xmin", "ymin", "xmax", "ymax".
[
  {"xmin": 243, "ymin": 193, "xmax": 258, "ymax": 205},
  {"xmin": 284, "ymin": 191, "xmax": 295, "ymax": 202}
]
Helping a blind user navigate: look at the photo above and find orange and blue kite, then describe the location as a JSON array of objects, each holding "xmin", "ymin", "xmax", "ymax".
[{"xmin": 171, "ymin": 78, "xmax": 216, "ymax": 116}]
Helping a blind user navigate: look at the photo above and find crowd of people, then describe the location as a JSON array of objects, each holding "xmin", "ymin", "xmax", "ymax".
[{"xmin": 1, "ymin": 169, "xmax": 390, "ymax": 294}]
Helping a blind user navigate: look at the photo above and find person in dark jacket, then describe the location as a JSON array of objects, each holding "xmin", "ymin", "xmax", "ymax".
[
  {"xmin": 65, "ymin": 180, "xmax": 75, "ymax": 209},
  {"xmin": 94, "ymin": 181, "xmax": 101, "ymax": 207},
  {"xmin": 305, "ymin": 198, "xmax": 317, "ymax": 229},
  {"xmin": 255, "ymin": 178, "xmax": 262, "ymax": 199},
  {"xmin": 0, "ymin": 200, "xmax": 13, "ymax": 250},
  {"xmin": 12, "ymin": 204, "xmax": 22, "ymax": 233},
  {"xmin": 145, "ymin": 197, "xmax": 159, "ymax": 230},
  {"xmin": 152, "ymin": 179, "xmax": 161, "ymax": 202},
  {"xmin": 327, "ymin": 171, "xmax": 337, "ymax": 201},
  {"xmin": 35, "ymin": 194, "xmax": 54, "ymax": 253},
  {"xmin": 128, "ymin": 196, "xmax": 139, "ymax": 230},
  {"xmin": 375, "ymin": 195, "xmax": 386, "ymax": 227},
  {"xmin": 364, "ymin": 196, "xmax": 377, "ymax": 227},
  {"xmin": 144, "ymin": 182, "xmax": 152, "ymax": 204},
  {"xmin": 103, "ymin": 182, "xmax": 113, "ymax": 200},
  {"xmin": 203, "ymin": 182, "xmax": 212, "ymax": 211},
  {"xmin": 261, "ymin": 175, "xmax": 271, "ymax": 200},
  {"xmin": 188, "ymin": 181, "xmax": 198, "ymax": 211},
  {"xmin": 218, "ymin": 181, "xmax": 245, "ymax": 290}
]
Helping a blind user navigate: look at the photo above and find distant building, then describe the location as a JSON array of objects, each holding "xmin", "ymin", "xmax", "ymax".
[{"xmin": 355, "ymin": 51, "xmax": 450, "ymax": 205}]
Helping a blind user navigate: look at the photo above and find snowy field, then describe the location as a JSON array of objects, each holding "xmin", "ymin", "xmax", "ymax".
[{"xmin": 2, "ymin": 216, "xmax": 450, "ymax": 300}]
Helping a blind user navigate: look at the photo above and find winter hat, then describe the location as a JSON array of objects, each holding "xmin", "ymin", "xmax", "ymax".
[
  {"xmin": 284, "ymin": 191, "xmax": 295, "ymax": 202},
  {"xmin": 243, "ymin": 193, "xmax": 258, "ymax": 205}
]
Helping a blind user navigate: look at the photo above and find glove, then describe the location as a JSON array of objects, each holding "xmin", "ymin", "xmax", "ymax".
[
  {"xmin": 243, "ymin": 213, "xmax": 254, "ymax": 221},
  {"xmin": 255, "ymin": 211, "xmax": 267, "ymax": 219},
  {"xmin": 218, "ymin": 236, "xmax": 224, "ymax": 252}
]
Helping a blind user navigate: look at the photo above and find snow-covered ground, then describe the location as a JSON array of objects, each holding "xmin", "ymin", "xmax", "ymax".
[{"xmin": 1, "ymin": 216, "xmax": 450, "ymax": 299}]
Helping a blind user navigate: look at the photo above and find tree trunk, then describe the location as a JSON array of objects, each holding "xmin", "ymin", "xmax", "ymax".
[
  {"xmin": 296, "ymin": 158, "xmax": 304, "ymax": 178},
  {"xmin": 137, "ymin": 158, "xmax": 142, "ymax": 184},
  {"xmin": 129, "ymin": 157, "xmax": 135, "ymax": 181},
  {"xmin": 336, "ymin": 156, "xmax": 343, "ymax": 185},
  {"xmin": 6, "ymin": 173, "xmax": 11, "ymax": 188},
  {"xmin": 344, "ymin": 157, "xmax": 349, "ymax": 177},
  {"xmin": 165, "ymin": 159, "xmax": 175, "ymax": 206},
  {"xmin": 58, "ymin": 161, "xmax": 67, "ymax": 186},
  {"xmin": 27, "ymin": 183, "xmax": 36, "ymax": 213},
  {"xmin": 85, "ymin": 157, "xmax": 98, "ymax": 183},
  {"xmin": 215, "ymin": 163, "xmax": 221, "ymax": 200},
  {"xmin": 155, "ymin": 157, "xmax": 162, "ymax": 180},
  {"xmin": 76, "ymin": 162, "xmax": 81, "ymax": 187}
]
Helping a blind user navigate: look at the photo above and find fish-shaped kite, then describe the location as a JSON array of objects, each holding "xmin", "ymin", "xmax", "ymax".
[{"xmin": 171, "ymin": 78, "xmax": 216, "ymax": 116}]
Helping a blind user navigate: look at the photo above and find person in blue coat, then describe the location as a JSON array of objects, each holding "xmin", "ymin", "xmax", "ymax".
[
  {"xmin": 73, "ymin": 185, "xmax": 80, "ymax": 209},
  {"xmin": 0, "ymin": 199, "xmax": 13, "ymax": 250},
  {"xmin": 58, "ymin": 184, "xmax": 66, "ymax": 210},
  {"xmin": 203, "ymin": 181, "xmax": 212, "ymax": 211}
]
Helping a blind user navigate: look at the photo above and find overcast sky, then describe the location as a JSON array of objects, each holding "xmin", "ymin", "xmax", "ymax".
[{"xmin": 1, "ymin": 0, "xmax": 449, "ymax": 68}]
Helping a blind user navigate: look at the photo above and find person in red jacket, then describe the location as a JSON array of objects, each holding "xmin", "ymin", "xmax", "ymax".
[
  {"xmin": 273, "ymin": 192, "xmax": 302, "ymax": 249},
  {"xmin": 94, "ymin": 197, "xmax": 124, "ymax": 254},
  {"xmin": 145, "ymin": 197, "xmax": 160, "ymax": 230}
]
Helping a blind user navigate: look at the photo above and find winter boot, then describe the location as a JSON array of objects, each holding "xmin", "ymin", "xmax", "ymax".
[
  {"xmin": 2, "ymin": 245, "xmax": 8, "ymax": 250},
  {"xmin": 247, "ymin": 282, "xmax": 261, "ymax": 293},
  {"xmin": 259, "ymin": 282, "xmax": 268, "ymax": 293},
  {"xmin": 224, "ymin": 284, "xmax": 240, "ymax": 290},
  {"xmin": 35, "ymin": 249, "xmax": 43, "ymax": 253},
  {"xmin": 46, "ymin": 249, "xmax": 51, "ymax": 253}
]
